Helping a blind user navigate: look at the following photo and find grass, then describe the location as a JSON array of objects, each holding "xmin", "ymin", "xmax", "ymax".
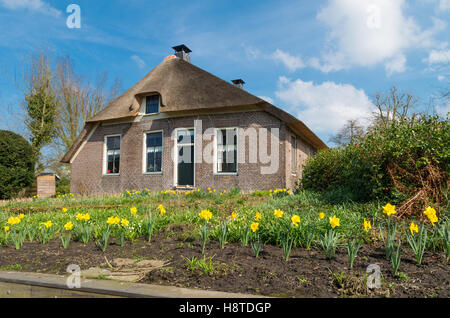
[
  {"xmin": 183, "ymin": 255, "xmax": 217, "ymax": 275},
  {"xmin": 0, "ymin": 264, "xmax": 22, "ymax": 271},
  {"xmin": 0, "ymin": 189, "xmax": 448, "ymax": 251}
]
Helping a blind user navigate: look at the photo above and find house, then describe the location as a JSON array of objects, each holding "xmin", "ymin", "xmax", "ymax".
[{"xmin": 61, "ymin": 45, "xmax": 327, "ymax": 195}]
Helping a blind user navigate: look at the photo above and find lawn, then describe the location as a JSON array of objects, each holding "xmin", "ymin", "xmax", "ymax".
[{"xmin": 0, "ymin": 189, "xmax": 448, "ymax": 297}]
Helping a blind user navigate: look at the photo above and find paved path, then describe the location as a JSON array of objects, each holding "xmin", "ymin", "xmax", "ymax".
[{"xmin": 0, "ymin": 271, "xmax": 265, "ymax": 298}]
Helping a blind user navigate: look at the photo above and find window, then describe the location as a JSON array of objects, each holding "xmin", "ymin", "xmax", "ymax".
[
  {"xmin": 145, "ymin": 132, "xmax": 163, "ymax": 173},
  {"xmin": 145, "ymin": 95, "xmax": 160, "ymax": 114},
  {"xmin": 291, "ymin": 136, "xmax": 297, "ymax": 175},
  {"xmin": 105, "ymin": 135, "xmax": 121, "ymax": 175},
  {"xmin": 216, "ymin": 128, "xmax": 237, "ymax": 174}
]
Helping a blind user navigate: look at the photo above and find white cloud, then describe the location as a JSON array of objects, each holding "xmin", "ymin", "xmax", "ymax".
[
  {"xmin": 258, "ymin": 96, "xmax": 274, "ymax": 104},
  {"xmin": 385, "ymin": 54, "xmax": 407, "ymax": 76},
  {"xmin": 438, "ymin": 0, "xmax": 450, "ymax": 10},
  {"xmin": 131, "ymin": 55, "xmax": 146, "ymax": 69},
  {"xmin": 423, "ymin": 49, "xmax": 450, "ymax": 64},
  {"xmin": 0, "ymin": 0, "xmax": 61, "ymax": 16},
  {"xmin": 275, "ymin": 76, "xmax": 375, "ymax": 135},
  {"xmin": 313, "ymin": 0, "xmax": 446, "ymax": 74},
  {"xmin": 271, "ymin": 49, "xmax": 306, "ymax": 72}
]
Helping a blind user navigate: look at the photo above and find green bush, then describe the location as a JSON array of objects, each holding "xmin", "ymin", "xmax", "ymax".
[
  {"xmin": 56, "ymin": 176, "xmax": 71, "ymax": 196},
  {"xmin": 0, "ymin": 130, "xmax": 35, "ymax": 200},
  {"xmin": 300, "ymin": 115, "xmax": 449, "ymax": 205}
]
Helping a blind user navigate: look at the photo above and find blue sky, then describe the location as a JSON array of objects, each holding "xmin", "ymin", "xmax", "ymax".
[{"xmin": 0, "ymin": 0, "xmax": 449, "ymax": 144}]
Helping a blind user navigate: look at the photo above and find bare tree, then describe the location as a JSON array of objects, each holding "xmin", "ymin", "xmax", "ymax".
[
  {"xmin": 53, "ymin": 56, "xmax": 122, "ymax": 153},
  {"xmin": 372, "ymin": 86, "xmax": 417, "ymax": 129},
  {"xmin": 329, "ymin": 119, "xmax": 365, "ymax": 147}
]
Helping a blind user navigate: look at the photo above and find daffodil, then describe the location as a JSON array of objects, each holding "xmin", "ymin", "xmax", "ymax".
[
  {"xmin": 130, "ymin": 207, "xmax": 137, "ymax": 215},
  {"xmin": 363, "ymin": 219, "xmax": 372, "ymax": 232},
  {"xmin": 255, "ymin": 212, "xmax": 262, "ymax": 221},
  {"xmin": 18, "ymin": 213, "xmax": 25, "ymax": 219},
  {"xmin": 291, "ymin": 215, "xmax": 300, "ymax": 227},
  {"xmin": 409, "ymin": 221, "xmax": 419, "ymax": 236},
  {"xmin": 231, "ymin": 212, "xmax": 238, "ymax": 221},
  {"xmin": 7, "ymin": 217, "xmax": 21, "ymax": 225},
  {"xmin": 4, "ymin": 226, "xmax": 9, "ymax": 232},
  {"xmin": 41, "ymin": 221, "xmax": 52, "ymax": 228},
  {"xmin": 383, "ymin": 203, "xmax": 396, "ymax": 216},
  {"xmin": 64, "ymin": 222, "xmax": 73, "ymax": 231},
  {"xmin": 62, "ymin": 208, "xmax": 68, "ymax": 213},
  {"xmin": 107, "ymin": 216, "xmax": 120, "ymax": 225},
  {"xmin": 121, "ymin": 219, "xmax": 129, "ymax": 227},
  {"xmin": 329, "ymin": 215, "xmax": 340, "ymax": 229},
  {"xmin": 318, "ymin": 212, "xmax": 325, "ymax": 219},
  {"xmin": 158, "ymin": 204, "xmax": 166, "ymax": 216},
  {"xmin": 273, "ymin": 209, "xmax": 283, "ymax": 218},
  {"xmin": 250, "ymin": 222, "xmax": 259, "ymax": 232},
  {"xmin": 423, "ymin": 206, "xmax": 438, "ymax": 226},
  {"xmin": 199, "ymin": 209, "xmax": 212, "ymax": 221}
]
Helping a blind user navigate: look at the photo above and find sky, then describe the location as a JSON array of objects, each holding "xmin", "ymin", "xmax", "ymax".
[{"xmin": 0, "ymin": 0, "xmax": 449, "ymax": 145}]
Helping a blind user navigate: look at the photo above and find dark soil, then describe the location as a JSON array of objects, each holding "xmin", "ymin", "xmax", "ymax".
[{"xmin": 0, "ymin": 232, "xmax": 448, "ymax": 298}]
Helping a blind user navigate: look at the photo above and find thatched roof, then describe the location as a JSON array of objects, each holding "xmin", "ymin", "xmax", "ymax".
[
  {"xmin": 62, "ymin": 57, "xmax": 327, "ymax": 163},
  {"xmin": 87, "ymin": 57, "xmax": 263, "ymax": 122}
]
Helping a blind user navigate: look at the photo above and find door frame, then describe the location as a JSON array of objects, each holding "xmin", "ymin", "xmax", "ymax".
[{"xmin": 173, "ymin": 127, "xmax": 196, "ymax": 188}]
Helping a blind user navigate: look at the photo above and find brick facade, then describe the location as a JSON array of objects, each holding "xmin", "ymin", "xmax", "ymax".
[{"xmin": 70, "ymin": 111, "xmax": 316, "ymax": 194}]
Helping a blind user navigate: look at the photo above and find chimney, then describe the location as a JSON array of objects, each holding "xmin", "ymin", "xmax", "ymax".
[
  {"xmin": 172, "ymin": 44, "xmax": 192, "ymax": 63},
  {"xmin": 231, "ymin": 79, "xmax": 245, "ymax": 89}
]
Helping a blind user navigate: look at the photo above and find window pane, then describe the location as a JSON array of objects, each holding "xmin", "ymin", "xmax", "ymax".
[
  {"xmin": 146, "ymin": 132, "xmax": 163, "ymax": 172},
  {"xmin": 216, "ymin": 128, "xmax": 237, "ymax": 173},
  {"xmin": 146, "ymin": 95, "xmax": 159, "ymax": 114},
  {"xmin": 114, "ymin": 155, "xmax": 120, "ymax": 174},
  {"xmin": 107, "ymin": 136, "xmax": 120, "ymax": 150},
  {"xmin": 177, "ymin": 129, "xmax": 194, "ymax": 144},
  {"xmin": 106, "ymin": 137, "xmax": 120, "ymax": 174},
  {"xmin": 147, "ymin": 132, "xmax": 162, "ymax": 147}
]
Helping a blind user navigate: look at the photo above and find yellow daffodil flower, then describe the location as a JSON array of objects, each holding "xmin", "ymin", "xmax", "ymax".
[
  {"xmin": 4, "ymin": 226, "xmax": 9, "ymax": 232},
  {"xmin": 273, "ymin": 209, "xmax": 284, "ymax": 218},
  {"xmin": 199, "ymin": 209, "xmax": 212, "ymax": 221},
  {"xmin": 318, "ymin": 212, "xmax": 325, "ymax": 219},
  {"xmin": 424, "ymin": 206, "xmax": 438, "ymax": 226},
  {"xmin": 363, "ymin": 219, "xmax": 372, "ymax": 232},
  {"xmin": 18, "ymin": 213, "xmax": 25, "ymax": 219},
  {"xmin": 250, "ymin": 222, "xmax": 259, "ymax": 232},
  {"xmin": 7, "ymin": 217, "xmax": 21, "ymax": 225},
  {"xmin": 383, "ymin": 203, "xmax": 396, "ymax": 216},
  {"xmin": 255, "ymin": 212, "xmax": 262, "ymax": 221},
  {"xmin": 231, "ymin": 212, "xmax": 238, "ymax": 221},
  {"xmin": 291, "ymin": 215, "xmax": 300, "ymax": 227},
  {"xmin": 130, "ymin": 207, "xmax": 137, "ymax": 215},
  {"xmin": 121, "ymin": 219, "xmax": 129, "ymax": 227},
  {"xmin": 158, "ymin": 204, "xmax": 166, "ymax": 216},
  {"xmin": 329, "ymin": 216, "xmax": 340, "ymax": 229},
  {"xmin": 409, "ymin": 222, "xmax": 419, "ymax": 236},
  {"xmin": 64, "ymin": 222, "xmax": 73, "ymax": 231},
  {"xmin": 62, "ymin": 208, "xmax": 68, "ymax": 213}
]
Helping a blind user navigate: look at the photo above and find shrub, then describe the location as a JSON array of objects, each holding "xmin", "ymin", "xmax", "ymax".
[
  {"xmin": 300, "ymin": 114, "xmax": 449, "ymax": 214},
  {"xmin": 0, "ymin": 130, "xmax": 35, "ymax": 200}
]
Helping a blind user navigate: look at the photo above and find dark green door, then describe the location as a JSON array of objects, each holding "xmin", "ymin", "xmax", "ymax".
[{"xmin": 177, "ymin": 129, "xmax": 194, "ymax": 186}]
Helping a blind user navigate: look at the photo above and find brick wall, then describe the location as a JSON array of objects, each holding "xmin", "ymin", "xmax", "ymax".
[{"xmin": 70, "ymin": 111, "xmax": 315, "ymax": 195}]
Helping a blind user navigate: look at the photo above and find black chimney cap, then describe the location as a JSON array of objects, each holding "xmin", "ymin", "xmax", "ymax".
[
  {"xmin": 172, "ymin": 44, "xmax": 192, "ymax": 54},
  {"xmin": 232, "ymin": 79, "xmax": 245, "ymax": 85}
]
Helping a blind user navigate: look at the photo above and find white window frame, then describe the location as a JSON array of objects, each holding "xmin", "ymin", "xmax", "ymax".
[
  {"xmin": 142, "ymin": 130, "xmax": 164, "ymax": 175},
  {"xmin": 103, "ymin": 134, "xmax": 122, "ymax": 176},
  {"xmin": 142, "ymin": 95, "xmax": 160, "ymax": 115},
  {"xmin": 173, "ymin": 127, "xmax": 196, "ymax": 188},
  {"xmin": 291, "ymin": 135, "xmax": 297, "ymax": 176},
  {"xmin": 214, "ymin": 127, "xmax": 238, "ymax": 175}
]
